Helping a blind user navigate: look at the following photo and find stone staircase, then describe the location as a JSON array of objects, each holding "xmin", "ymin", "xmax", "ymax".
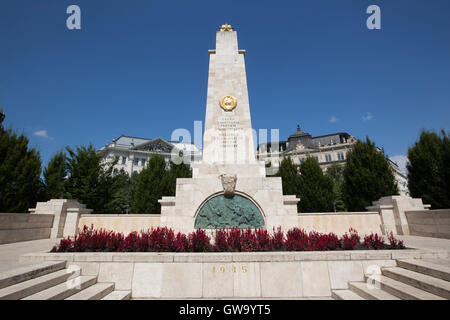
[
  {"xmin": 0, "ymin": 261, "xmax": 131, "ymax": 300},
  {"xmin": 332, "ymin": 259, "xmax": 450, "ymax": 300}
]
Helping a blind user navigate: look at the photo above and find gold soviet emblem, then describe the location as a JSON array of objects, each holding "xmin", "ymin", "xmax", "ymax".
[
  {"xmin": 219, "ymin": 24, "xmax": 234, "ymax": 32},
  {"xmin": 219, "ymin": 95, "xmax": 237, "ymax": 111}
]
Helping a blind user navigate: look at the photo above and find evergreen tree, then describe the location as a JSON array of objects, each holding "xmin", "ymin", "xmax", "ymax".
[
  {"xmin": 298, "ymin": 157, "xmax": 334, "ymax": 213},
  {"xmin": 325, "ymin": 163, "xmax": 347, "ymax": 212},
  {"xmin": 64, "ymin": 144, "xmax": 114, "ymax": 213},
  {"xmin": 104, "ymin": 169, "xmax": 131, "ymax": 214},
  {"xmin": 0, "ymin": 128, "xmax": 43, "ymax": 212},
  {"xmin": 343, "ymin": 137, "xmax": 398, "ymax": 211},
  {"xmin": 43, "ymin": 150, "xmax": 67, "ymax": 200},
  {"xmin": 162, "ymin": 161, "xmax": 192, "ymax": 196},
  {"xmin": 133, "ymin": 155, "xmax": 167, "ymax": 214},
  {"xmin": 128, "ymin": 171, "xmax": 141, "ymax": 214},
  {"xmin": 276, "ymin": 157, "xmax": 301, "ymax": 195},
  {"xmin": 407, "ymin": 130, "xmax": 450, "ymax": 209}
]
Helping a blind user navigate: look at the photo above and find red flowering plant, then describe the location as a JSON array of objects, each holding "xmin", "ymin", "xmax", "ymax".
[
  {"xmin": 341, "ymin": 228, "xmax": 361, "ymax": 250},
  {"xmin": 270, "ymin": 227, "xmax": 285, "ymax": 251},
  {"xmin": 285, "ymin": 228, "xmax": 310, "ymax": 251},
  {"xmin": 363, "ymin": 233, "xmax": 386, "ymax": 250},
  {"xmin": 50, "ymin": 225, "xmax": 407, "ymax": 253},
  {"xmin": 213, "ymin": 228, "xmax": 230, "ymax": 252},
  {"xmin": 387, "ymin": 231, "xmax": 405, "ymax": 249},
  {"xmin": 188, "ymin": 228, "xmax": 212, "ymax": 252},
  {"xmin": 174, "ymin": 232, "xmax": 190, "ymax": 252},
  {"xmin": 254, "ymin": 228, "xmax": 272, "ymax": 251}
]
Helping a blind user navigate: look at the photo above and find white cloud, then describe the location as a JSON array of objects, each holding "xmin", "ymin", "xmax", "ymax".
[
  {"xmin": 390, "ymin": 154, "xmax": 408, "ymax": 174},
  {"xmin": 329, "ymin": 116, "xmax": 338, "ymax": 123},
  {"xmin": 33, "ymin": 130, "xmax": 54, "ymax": 140},
  {"xmin": 33, "ymin": 130, "xmax": 48, "ymax": 138},
  {"xmin": 362, "ymin": 112, "xmax": 374, "ymax": 121}
]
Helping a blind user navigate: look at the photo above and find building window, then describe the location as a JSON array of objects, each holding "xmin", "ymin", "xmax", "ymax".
[
  {"xmin": 325, "ymin": 154, "xmax": 332, "ymax": 162},
  {"xmin": 314, "ymin": 156, "xmax": 319, "ymax": 163},
  {"xmin": 121, "ymin": 157, "xmax": 126, "ymax": 165},
  {"xmin": 337, "ymin": 152, "xmax": 345, "ymax": 161},
  {"xmin": 142, "ymin": 159, "xmax": 146, "ymax": 167},
  {"xmin": 134, "ymin": 158, "xmax": 139, "ymax": 166}
]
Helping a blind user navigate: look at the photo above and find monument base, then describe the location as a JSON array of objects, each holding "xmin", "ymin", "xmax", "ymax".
[{"xmin": 159, "ymin": 162, "xmax": 299, "ymax": 234}]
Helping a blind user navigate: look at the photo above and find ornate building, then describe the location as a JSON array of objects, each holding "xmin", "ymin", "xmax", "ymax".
[
  {"xmin": 257, "ymin": 125, "xmax": 409, "ymax": 196},
  {"xmin": 99, "ymin": 135, "xmax": 201, "ymax": 175}
]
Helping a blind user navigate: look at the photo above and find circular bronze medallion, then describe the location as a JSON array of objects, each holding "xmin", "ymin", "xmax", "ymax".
[{"xmin": 219, "ymin": 95, "xmax": 237, "ymax": 111}]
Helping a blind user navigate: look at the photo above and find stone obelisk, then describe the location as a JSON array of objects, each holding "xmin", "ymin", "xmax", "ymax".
[
  {"xmin": 202, "ymin": 24, "xmax": 257, "ymax": 167},
  {"xmin": 159, "ymin": 25, "xmax": 299, "ymax": 233}
]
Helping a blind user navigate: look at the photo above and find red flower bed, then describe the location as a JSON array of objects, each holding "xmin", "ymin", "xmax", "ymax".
[{"xmin": 50, "ymin": 225, "xmax": 405, "ymax": 253}]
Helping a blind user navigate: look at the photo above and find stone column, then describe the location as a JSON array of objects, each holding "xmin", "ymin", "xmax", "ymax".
[
  {"xmin": 367, "ymin": 195, "xmax": 430, "ymax": 235},
  {"xmin": 29, "ymin": 199, "xmax": 93, "ymax": 238}
]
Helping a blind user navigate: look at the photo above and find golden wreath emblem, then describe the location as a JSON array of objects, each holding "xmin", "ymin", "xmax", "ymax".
[{"xmin": 219, "ymin": 95, "xmax": 237, "ymax": 111}]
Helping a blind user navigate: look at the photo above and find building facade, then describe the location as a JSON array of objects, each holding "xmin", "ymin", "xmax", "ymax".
[
  {"xmin": 99, "ymin": 135, "xmax": 201, "ymax": 175},
  {"xmin": 257, "ymin": 125, "xmax": 409, "ymax": 196}
]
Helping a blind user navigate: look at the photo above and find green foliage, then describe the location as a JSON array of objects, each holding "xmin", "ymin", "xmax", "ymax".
[
  {"xmin": 43, "ymin": 150, "xmax": 67, "ymax": 200},
  {"xmin": 343, "ymin": 137, "xmax": 398, "ymax": 211},
  {"xmin": 298, "ymin": 157, "xmax": 334, "ymax": 213},
  {"xmin": 133, "ymin": 155, "xmax": 167, "ymax": 214},
  {"xmin": 0, "ymin": 128, "xmax": 43, "ymax": 212},
  {"xmin": 64, "ymin": 144, "xmax": 115, "ymax": 213},
  {"xmin": 407, "ymin": 130, "xmax": 450, "ymax": 209},
  {"xmin": 276, "ymin": 157, "xmax": 300, "ymax": 195},
  {"xmin": 325, "ymin": 163, "xmax": 347, "ymax": 212},
  {"xmin": 162, "ymin": 161, "xmax": 192, "ymax": 196},
  {"xmin": 104, "ymin": 169, "xmax": 132, "ymax": 214}
]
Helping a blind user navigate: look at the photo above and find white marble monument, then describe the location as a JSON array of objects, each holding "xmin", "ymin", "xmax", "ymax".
[{"xmin": 159, "ymin": 25, "xmax": 299, "ymax": 233}]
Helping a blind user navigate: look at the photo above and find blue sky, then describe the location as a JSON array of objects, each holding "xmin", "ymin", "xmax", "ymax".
[{"xmin": 1, "ymin": 0, "xmax": 449, "ymax": 173}]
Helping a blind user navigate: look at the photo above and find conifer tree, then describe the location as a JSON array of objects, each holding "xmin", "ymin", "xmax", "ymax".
[
  {"xmin": 43, "ymin": 150, "xmax": 67, "ymax": 200},
  {"xmin": 276, "ymin": 157, "xmax": 300, "ymax": 196},
  {"xmin": 407, "ymin": 130, "xmax": 450, "ymax": 209},
  {"xmin": 103, "ymin": 169, "xmax": 132, "ymax": 214},
  {"xmin": 0, "ymin": 128, "xmax": 43, "ymax": 212},
  {"xmin": 64, "ymin": 144, "xmax": 114, "ymax": 213},
  {"xmin": 298, "ymin": 157, "xmax": 334, "ymax": 213},
  {"xmin": 325, "ymin": 163, "xmax": 347, "ymax": 212},
  {"xmin": 343, "ymin": 137, "xmax": 398, "ymax": 211},
  {"xmin": 133, "ymin": 155, "xmax": 167, "ymax": 214},
  {"xmin": 162, "ymin": 161, "xmax": 192, "ymax": 196}
]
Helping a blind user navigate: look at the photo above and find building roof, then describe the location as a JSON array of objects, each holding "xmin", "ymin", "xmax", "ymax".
[{"xmin": 101, "ymin": 134, "xmax": 200, "ymax": 153}]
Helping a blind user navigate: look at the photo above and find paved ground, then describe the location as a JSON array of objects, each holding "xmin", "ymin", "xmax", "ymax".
[
  {"xmin": 0, "ymin": 238, "xmax": 60, "ymax": 272},
  {"xmin": 397, "ymin": 235, "xmax": 450, "ymax": 251}
]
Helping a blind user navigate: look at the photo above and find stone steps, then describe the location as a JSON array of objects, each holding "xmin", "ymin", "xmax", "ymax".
[
  {"xmin": 331, "ymin": 289, "xmax": 365, "ymax": 300},
  {"xmin": 101, "ymin": 290, "xmax": 132, "ymax": 300},
  {"xmin": 0, "ymin": 261, "xmax": 66, "ymax": 290},
  {"xmin": 348, "ymin": 281, "xmax": 400, "ymax": 300},
  {"xmin": 382, "ymin": 266, "xmax": 450, "ymax": 299},
  {"xmin": 368, "ymin": 274, "xmax": 445, "ymax": 300},
  {"xmin": 66, "ymin": 282, "xmax": 115, "ymax": 300},
  {"xmin": 397, "ymin": 259, "xmax": 450, "ymax": 282},
  {"xmin": 22, "ymin": 275, "xmax": 97, "ymax": 300},
  {"xmin": 0, "ymin": 268, "xmax": 75, "ymax": 300}
]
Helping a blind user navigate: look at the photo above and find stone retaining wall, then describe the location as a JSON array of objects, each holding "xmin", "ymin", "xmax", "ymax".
[
  {"xmin": 78, "ymin": 214, "xmax": 161, "ymax": 235},
  {"xmin": 298, "ymin": 211, "xmax": 381, "ymax": 235},
  {"xmin": 405, "ymin": 209, "xmax": 450, "ymax": 239},
  {"xmin": 77, "ymin": 212, "xmax": 382, "ymax": 236},
  {"xmin": 0, "ymin": 213, "xmax": 54, "ymax": 244},
  {"xmin": 20, "ymin": 249, "xmax": 448, "ymax": 299}
]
